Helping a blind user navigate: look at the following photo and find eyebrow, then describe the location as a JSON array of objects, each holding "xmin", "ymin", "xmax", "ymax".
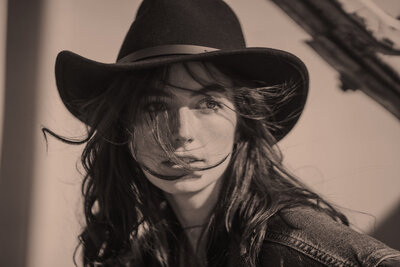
[
  {"xmin": 145, "ymin": 84, "xmax": 227, "ymax": 98},
  {"xmin": 192, "ymin": 84, "xmax": 227, "ymax": 96},
  {"xmin": 144, "ymin": 89, "xmax": 170, "ymax": 97}
]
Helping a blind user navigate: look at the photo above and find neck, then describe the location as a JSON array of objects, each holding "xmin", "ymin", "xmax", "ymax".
[{"xmin": 165, "ymin": 179, "xmax": 222, "ymax": 228}]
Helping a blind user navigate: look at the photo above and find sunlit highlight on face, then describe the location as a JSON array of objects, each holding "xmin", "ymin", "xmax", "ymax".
[{"xmin": 131, "ymin": 62, "xmax": 238, "ymax": 194}]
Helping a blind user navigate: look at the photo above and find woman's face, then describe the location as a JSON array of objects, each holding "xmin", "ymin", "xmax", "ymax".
[{"xmin": 131, "ymin": 62, "xmax": 237, "ymax": 194}]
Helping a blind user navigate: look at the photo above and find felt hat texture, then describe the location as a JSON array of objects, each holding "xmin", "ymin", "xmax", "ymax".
[{"xmin": 55, "ymin": 0, "xmax": 309, "ymax": 141}]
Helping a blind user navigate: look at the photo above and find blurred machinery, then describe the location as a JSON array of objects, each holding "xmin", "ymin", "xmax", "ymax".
[{"xmin": 271, "ymin": 0, "xmax": 400, "ymax": 119}]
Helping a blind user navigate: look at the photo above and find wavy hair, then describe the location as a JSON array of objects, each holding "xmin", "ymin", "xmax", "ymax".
[{"xmin": 44, "ymin": 61, "xmax": 348, "ymax": 267}]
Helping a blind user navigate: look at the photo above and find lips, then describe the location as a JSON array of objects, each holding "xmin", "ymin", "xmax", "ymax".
[
  {"xmin": 162, "ymin": 156, "xmax": 204, "ymax": 168},
  {"xmin": 141, "ymin": 153, "xmax": 231, "ymax": 181}
]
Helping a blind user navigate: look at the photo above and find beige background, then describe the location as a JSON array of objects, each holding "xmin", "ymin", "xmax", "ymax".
[{"xmin": 1, "ymin": 0, "xmax": 399, "ymax": 266}]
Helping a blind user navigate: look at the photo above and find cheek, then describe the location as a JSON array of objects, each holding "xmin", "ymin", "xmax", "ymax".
[
  {"xmin": 131, "ymin": 124, "xmax": 162, "ymax": 162},
  {"xmin": 200, "ymin": 114, "xmax": 237, "ymax": 152},
  {"xmin": 134, "ymin": 114, "xmax": 170, "ymax": 146}
]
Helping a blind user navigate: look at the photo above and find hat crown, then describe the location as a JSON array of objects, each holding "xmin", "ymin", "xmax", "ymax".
[{"xmin": 117, "ymin": 0, "xmax": 246, "ymax": 61}]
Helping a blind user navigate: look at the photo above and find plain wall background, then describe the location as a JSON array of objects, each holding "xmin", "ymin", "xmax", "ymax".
[{"xmin": 0, "ymin": 0, "xmax": 399, "ymax": 266}]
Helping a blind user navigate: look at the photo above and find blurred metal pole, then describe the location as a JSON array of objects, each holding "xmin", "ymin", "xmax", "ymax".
[
  {"xmin": 0, "ymin": 0, "xmax": 43, "ymax": 266},
  {"xmin": 0, "ymin": 0, "xmax": 7, "ymax": 165}
]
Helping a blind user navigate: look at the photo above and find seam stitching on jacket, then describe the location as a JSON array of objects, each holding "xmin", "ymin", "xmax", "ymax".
[
  {"xmin": 265, "ymin": 231, "xmax": 358, "ymax": 267},
  {"xmin": 372, "ymin": 253, "xmax": 400, "ymax": 267}
]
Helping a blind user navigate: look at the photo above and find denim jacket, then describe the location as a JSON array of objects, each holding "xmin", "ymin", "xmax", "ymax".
[{"xmin": 255, "ymin": 207, "xmax": 400, "ymax": 267}]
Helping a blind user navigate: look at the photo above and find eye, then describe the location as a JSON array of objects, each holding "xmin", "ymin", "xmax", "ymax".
[
  {"xmin": 197, "ymin": 97, "xmax": 223, "ymax": 111},
  {"xmin": 144, "ymin": 101, "xmax": 168, "ymax": 114}
]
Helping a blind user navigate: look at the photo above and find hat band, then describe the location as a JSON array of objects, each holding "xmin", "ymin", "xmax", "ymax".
[{"xmin": 117, "ymin": 44, "xmax": 219, "ymax": 63}]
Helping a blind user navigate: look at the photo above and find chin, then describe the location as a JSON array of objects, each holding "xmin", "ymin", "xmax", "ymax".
[{"xmin": 170, "ymin": 173, "xmax": 221, "ymax": 194}]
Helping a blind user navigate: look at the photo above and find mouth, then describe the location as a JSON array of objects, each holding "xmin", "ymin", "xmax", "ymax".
[
  {"xmin": 140, "ymin": 164, "xmax": 189, "ymax": 180},
  {"xmin": 140, "ymin": 153, "xmax": 231, "ymax": 181},
  {"xmin": 162, "ymin": 156, "xmax": 204, "ymax": 168}
]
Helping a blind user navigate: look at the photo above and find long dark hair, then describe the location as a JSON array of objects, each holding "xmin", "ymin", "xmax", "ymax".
[{"xmin": 44, "ymin": 61, "xmax": 348, "ymax": 266}]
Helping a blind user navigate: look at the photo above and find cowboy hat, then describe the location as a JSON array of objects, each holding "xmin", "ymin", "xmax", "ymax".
[{"xmin": 55, "ymin": 0, "xmax": 309, "ymax": 141}]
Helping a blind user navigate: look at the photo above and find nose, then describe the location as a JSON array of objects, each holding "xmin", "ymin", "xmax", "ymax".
[{"xmin": 171, "ymin": 107, "xmax": 196, "ymax": 146}]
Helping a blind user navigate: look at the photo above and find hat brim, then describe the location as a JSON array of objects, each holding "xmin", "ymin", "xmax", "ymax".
[{"xmin": 55, "ymin": 47, "xmax": 308, "ymax": 141}]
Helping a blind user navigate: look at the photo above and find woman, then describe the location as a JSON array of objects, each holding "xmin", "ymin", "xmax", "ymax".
[{"xmin": 46, "ymin": 0, "xmax": 400, "ymax": 266}]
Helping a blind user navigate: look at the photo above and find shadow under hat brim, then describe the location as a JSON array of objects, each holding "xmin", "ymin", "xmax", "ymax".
[{"xmin": 55, "ymin": 47, "xmax": 309, "ymax": 142}]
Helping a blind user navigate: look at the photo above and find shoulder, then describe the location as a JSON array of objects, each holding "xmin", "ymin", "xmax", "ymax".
[{"xmin": 259, "ymin": 206, "xmax": 400, "ymax": 267}]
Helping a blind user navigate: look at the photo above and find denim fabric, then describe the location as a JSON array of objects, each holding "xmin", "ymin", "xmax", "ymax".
[{"xmin": 260, "ymin": 207, "xmax": 400, "ymax": 267}]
